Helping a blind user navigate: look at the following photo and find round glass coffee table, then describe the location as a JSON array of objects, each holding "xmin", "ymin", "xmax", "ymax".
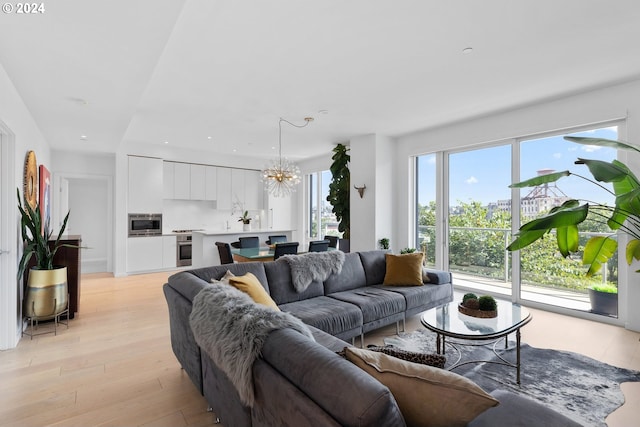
[{"xmin": 421, "ymin": 298, "xmax": 532, "ymax": 384}]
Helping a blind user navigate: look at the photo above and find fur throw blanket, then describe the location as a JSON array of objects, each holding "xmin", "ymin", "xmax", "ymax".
[
  {"xmin": 279, "ymin": 250, "xmax": 346, "ymax": 292},
  {"xmin": 189, "ymin": 282, "xmax": 314, "ymax": 407}
]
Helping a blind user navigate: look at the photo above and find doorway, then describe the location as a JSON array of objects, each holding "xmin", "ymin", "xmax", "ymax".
[
  {"xmin": 0, "ymin": 121, "xmax": 18, "ymax": 349},
  {"xmin": 56, "ymin": 174, "xmax": 113, "ymax": 273}
]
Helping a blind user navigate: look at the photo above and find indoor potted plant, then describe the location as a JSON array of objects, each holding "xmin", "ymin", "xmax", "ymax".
[
  {"xmin": 326, "ymin": 143, "xmax": 350, "ymax": 251},
  {"xmin": 18, "ymin": 189, "xmax": 73, "ymax": 319},
  {"xmin": 238, "ymin": 210, "xmax": 252, "ymax": 231},
  {"xmin": 507, "ymin": 136, "xmax": 640, "ymax": 277}
]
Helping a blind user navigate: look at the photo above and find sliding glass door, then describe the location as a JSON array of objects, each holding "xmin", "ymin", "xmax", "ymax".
[
  {"xmin": 447, "ymin": 144, "xmax": 512, "ymax": 296},
  {"xmin": 415, "ymin": 123, "xmax": 621, "ymax": 317}
]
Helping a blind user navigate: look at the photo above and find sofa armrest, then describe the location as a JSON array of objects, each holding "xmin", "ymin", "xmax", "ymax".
[{"xmin": 423, "ymin": 268, "xmax": 452, "ymax": 285}]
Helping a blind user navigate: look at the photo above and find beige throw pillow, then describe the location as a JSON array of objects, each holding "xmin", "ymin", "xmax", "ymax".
[{"xmin": 344, "ymin": 347, "xmax": 499, "ymax": 427}]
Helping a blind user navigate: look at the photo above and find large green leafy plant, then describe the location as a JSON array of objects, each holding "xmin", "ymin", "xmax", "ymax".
[
  {"xmin": 326, "ymin": 144, "xmax": 350, "ymax": 239},
  {"xmin": 507, "ymin": 136, "xmax": 640, "ymax": 276},
  {"xmin": 17, "ymin": 189, "xmax": 72, "ymax": 280}
]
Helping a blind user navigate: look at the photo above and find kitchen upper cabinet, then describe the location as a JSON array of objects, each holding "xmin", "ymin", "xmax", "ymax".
[
  {"xmin": 163, "ymin": 162, "xmax": 175, "ymax": 199},
  {"xmin": 190, "ymin": 164, "xmax": 206, "ymax": 200},
  {"xmin": 128, "ymin": 156, "xmax": 163, "ymax": 213},
  {"xmin": 231, "ymin": 169, "xmax": 245, "ymax": 207},
  {"xmin": 205, "ymin": 166, "xmax": 217, "ymax": 201},
  {"xmin": 244, "ymin": 170, "xmax": 265, "ymax": 210},
  {"xmin": 173, "ymin": 162, "xmax": 191, "ymax": 199},
  {"xmin": 217, "ymin": 167, "xmax": 232, "ymax": 209}
]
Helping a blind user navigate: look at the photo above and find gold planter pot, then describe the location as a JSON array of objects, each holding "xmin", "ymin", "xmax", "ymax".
[{"xmin": 24, "ymin": 266, "xmax": 68, "ymax": 319}]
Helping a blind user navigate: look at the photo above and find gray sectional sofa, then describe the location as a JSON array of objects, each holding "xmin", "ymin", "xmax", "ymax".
[{"xmin": 163, "ymin": 250, "xmax": 580, "ymax": 427}]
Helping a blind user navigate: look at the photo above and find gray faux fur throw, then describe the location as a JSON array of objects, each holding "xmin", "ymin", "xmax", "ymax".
[
  {"xmin": 189, "ymin": 282, "xmax": 314, "ymax": 407},
  {"xmin": 279, "ymin": 250, "xmax": 346, "ymax": 292}
]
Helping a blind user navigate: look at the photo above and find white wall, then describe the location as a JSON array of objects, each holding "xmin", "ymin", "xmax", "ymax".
[
  {"xmin": 0, "ymin": 61, "xmax": 50, "ymax": 349},
  {"xmin": 395, "ymin": 78, "xmax": 640, "ymax": 331}
]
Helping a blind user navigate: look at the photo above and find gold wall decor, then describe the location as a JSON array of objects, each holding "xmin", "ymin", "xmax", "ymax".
[{"xmin": 23, "ymin": 150, "xmax": 38, "ymax": 211}]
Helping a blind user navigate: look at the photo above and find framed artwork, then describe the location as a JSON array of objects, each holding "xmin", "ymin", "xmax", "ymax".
[{"xmin": 39, "ymin": 164, "xmax": 51, "ymax": 235}]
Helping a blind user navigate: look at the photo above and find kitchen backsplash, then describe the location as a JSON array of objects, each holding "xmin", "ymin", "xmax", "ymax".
[{"xmin": 162, "ymin": 199, "xmax": 265, "ymax": 232}]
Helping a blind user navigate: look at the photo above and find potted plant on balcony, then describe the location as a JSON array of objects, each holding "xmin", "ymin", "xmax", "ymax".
[
  {"xmin": 507, "ymin": 136, "xmax": 640, "ymax": 313},
  {"xmin": 17, "ymin": 189, "xmax": 73, "ymax": 319}
]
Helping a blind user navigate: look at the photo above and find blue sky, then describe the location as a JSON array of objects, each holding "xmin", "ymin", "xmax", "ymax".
[{"xmin": 418, "ymin": 126, "xmax": 619, "ymax": 207}]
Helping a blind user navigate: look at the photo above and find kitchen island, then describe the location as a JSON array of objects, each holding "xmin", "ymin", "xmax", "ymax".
[{"xmin": 191, "ymin": 229, "xmax": 295, "ymax": 267}]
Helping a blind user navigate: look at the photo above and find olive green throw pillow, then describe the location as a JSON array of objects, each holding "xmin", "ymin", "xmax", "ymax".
[
  {"xmin": 383, "ymin": 253, "xmax": 424, "ymax": 286},
  {"xmin": 344, "ymin": 347, "xmax": 499, "ymax": 427}
]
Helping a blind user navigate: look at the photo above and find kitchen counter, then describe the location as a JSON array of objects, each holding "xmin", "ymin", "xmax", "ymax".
[{"xmin": 191, "ymin": 229, "xmax": 295, "ymax": 267}]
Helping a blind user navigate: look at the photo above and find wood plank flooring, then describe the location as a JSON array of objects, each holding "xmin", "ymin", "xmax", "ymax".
[{"xmin": 1, "ymin": 271, "xmax": 639, "ymax": 426}]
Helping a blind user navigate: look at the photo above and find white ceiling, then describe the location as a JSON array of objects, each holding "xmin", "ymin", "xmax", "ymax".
[{"xmin": 1, "ymin": 0, "xmax": 640, "ymax": 160}]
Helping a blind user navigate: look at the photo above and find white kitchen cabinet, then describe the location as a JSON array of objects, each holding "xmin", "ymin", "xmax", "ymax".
[
  {"xmin": 268, "ymin": 192, "xmax": 294, "ymax": 230},
  {"xmin": 163, "ymin": 162, "xmax": 175, "ymax": 199},
  {"xmin": 244, "ymin": 169, "xmax": 265, "ymax": 210},
  {"xmin": 190, "ymin": 164, "xmax": 206, "ymax": 200},
  {"xmin": 128, "ymin": 156, "xmax": 163, "ymax": 213},
  {"xmin": 162, "ymin": 235, "xmax": 177, "ymax": 269},
  {"xmin": 205, "ymin": 166, "xmax": 217, "ymax": 201},
  {"xmin": 217, "ymin": 167, "xmax": 232, "ymax": 209},
  {"xmin": 127, "ymin": 236, "xmax": 164, "ymax": 272},
  {"xmin": 231, "ymin": 169, "xmax": 245, "ymax": 208},
  {"xmin": 173, "ymin": 162, "xmax": 191, "ymax": 199}
]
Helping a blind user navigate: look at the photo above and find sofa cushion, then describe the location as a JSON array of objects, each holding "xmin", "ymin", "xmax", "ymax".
[
  {"xmin": 372, "ymin": 283, "xmax": 452, "ymax": 312},
  {"xmin": 383, "ymin": 253, "xmax": 424, "ymax": 286},
  {"xmin": 323, "ymin": 252, "xmax": 368, "ymax": 293},
  {"xmin": 345, "ymin": 347, "xmax": 499, "ymax": 427},
  {"xmin": 358, "ymin": 250, "xmax": 388, "ymax": 286},
  {"xmin": 468, "ymin": 389, "xmax": 582, "ymax": 427},
  {"xmin": 328, "ymin": 287, "xmax": 406, "ymax": 323},
  {"xmin": 226, "ymin": 272, "xmax": 280, "ymax": 310},
  {"xmin": 279, "ymin": 296, "xmax": 363, "ymax": 339},
  {"xmin": 263, "ymin": 260, "xmax": 324, "ymax": 304}
]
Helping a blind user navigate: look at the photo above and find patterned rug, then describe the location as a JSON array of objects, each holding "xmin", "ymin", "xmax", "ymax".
[{"xmin": 384, "ymin": 330, "xmax": 640, "ymax": 427}]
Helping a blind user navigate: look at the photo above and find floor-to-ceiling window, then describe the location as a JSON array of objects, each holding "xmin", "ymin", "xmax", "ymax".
[
  {"xmin": 307, "ymin": 170, "xmax": 339, "ymax": 240},
  {"xmin": 416, "ymin": 154, "xmax": 436, "ymax": 267},
  {"xmin": 414, "ymin": 123, "xmax": 621, "ymax": 318}
]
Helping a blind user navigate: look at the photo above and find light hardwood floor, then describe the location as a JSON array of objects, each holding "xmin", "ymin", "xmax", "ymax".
[{"xmin": 1, "ymin": 271, "xmax": 639, "ymax": 426}]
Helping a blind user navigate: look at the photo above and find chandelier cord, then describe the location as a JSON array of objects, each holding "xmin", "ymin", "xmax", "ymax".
[{"xmin": 278, "ymin": 117, "xmax": 312, "ymax": 167}]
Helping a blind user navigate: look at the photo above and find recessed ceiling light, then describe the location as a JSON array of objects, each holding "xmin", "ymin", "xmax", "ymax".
[
  {"xmin": 80, "ymin": 135, "xmax": 88, "ymax": 141},
  {"xmin": 207, "ymin": 136, "xmax": 212, "ymax": 140},
  {"xmin": 164, "ymin": 141, "xmax": 169, "ymax": 144},
  {"xmin": 462, "ymin": 47, "xmax": 473, "ymax": 54}
]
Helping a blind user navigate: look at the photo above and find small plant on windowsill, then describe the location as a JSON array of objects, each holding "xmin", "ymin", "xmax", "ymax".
[{"xmin": 379, "ymin": 238, "xmax": 390, "ymax": 250}]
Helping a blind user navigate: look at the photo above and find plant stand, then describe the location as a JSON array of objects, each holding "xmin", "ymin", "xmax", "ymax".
[{"xmin": 22, "ymin": 294, "xmax": 70, "ymax": 339}]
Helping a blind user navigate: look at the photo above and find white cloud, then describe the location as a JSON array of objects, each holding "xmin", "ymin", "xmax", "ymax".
[
  {"xmin": 581, "ymin": 145, "xmax": 602, "ymax": 153},
  {"xmin": 553, "ymin": 152, "xmax": 562, "ymax": 159},
  {"xmin": 465, "ymin": 176, "xmax": 478, "ymax": 184}
]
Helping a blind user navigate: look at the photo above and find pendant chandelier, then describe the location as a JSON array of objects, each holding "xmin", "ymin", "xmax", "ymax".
[{"xmin": 262, "ymin": 117, "xmax": 313, "ymax": 197}]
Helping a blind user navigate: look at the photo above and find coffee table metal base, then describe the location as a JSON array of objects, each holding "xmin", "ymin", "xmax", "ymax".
[{"xmin": 435, "ymin": 327, "xmax": 524, "ymax": 384}]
